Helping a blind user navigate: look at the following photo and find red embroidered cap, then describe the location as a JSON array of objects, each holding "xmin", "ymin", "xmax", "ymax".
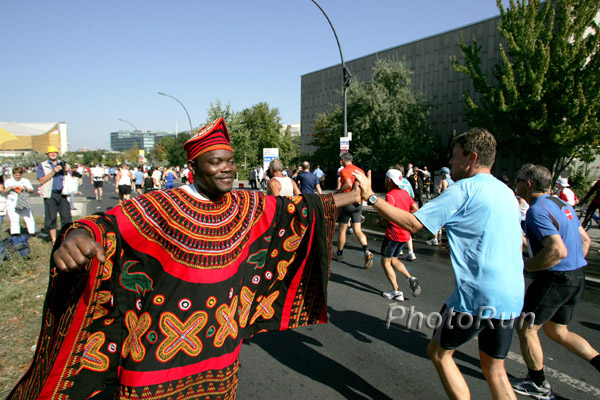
[{"xmin": 184, "ymin": 118, "xmax": 233, "ymax": 161}]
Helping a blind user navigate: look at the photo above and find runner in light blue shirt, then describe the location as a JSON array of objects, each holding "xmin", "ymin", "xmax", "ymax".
[{"xmin": 353, "ymin": 128, "xmax": 524, "ymax": 399}]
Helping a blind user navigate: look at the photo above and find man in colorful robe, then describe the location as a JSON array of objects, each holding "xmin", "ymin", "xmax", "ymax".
[{"xmin": 9, "ymin": 118, "xmax": 360, "ymax": 400}]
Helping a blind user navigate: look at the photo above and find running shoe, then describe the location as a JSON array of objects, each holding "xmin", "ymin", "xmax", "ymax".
[
  {"xmin": 364, "ymin": 250, "xmax": 374, "ymax": 269},
  {"xmin": 382, "ymin": 290, "xmax": 404, "ymax": 301},
  {"xmin": 510, "ymin": 376, "xmax": 555, "ymax": 400},
  {"xmin": 333, "ymin": 251, "xmax": 344, "ymax": 262},
  {"xmin": 348, "ymin": 227, "xmax": 354, "ymax": 234},
  {"xmin": 404, "ymin": 251, "xmax": 416, "ymax": 261},
  {"xmin": 426, "ymin": 238, "xmax": 439, "ymax": 246},
  {"xmin": 408, "ymin": 277, "xmax": 421, "ymax": 297}
]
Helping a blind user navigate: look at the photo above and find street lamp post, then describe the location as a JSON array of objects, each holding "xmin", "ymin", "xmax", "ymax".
[
  {"xmin": 118, "ymin": 118, "xmax": 139, "ymax": 131},
  {"xmin": 158, "ymin": 91, "xmax": 194, "ymax": 138},
  {"xmin": 310, "ymin": 0, "xmax": 352, "ymax": 138}
]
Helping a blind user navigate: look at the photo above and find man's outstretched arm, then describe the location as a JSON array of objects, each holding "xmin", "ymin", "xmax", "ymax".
[
  {"xmin": 331, "ymin": 183, "xmax": 362, "ymax": 208},
  {"xmin": 353, "ymin": 170, "xmax": 424, "ymax": 234}
]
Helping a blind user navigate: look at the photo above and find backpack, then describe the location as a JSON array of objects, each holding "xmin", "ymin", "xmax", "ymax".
[{"xmin": 8, "ymin": 234, "xmax": 30, "ymax": 257}]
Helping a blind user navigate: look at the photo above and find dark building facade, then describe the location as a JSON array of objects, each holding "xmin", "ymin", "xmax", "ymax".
[
  {"xmin": 110, "ymin": 130, "xmax": 176, "ymax": 153},
  {"xmin": 301, "ymin": 15, "xmax": 511, "ymax": 168}
]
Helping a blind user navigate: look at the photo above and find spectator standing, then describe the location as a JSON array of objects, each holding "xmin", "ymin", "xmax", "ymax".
[
  {"xmin": 37, "ymin": 146, "xmax": 72, "ymax": 245},
  {"xmin": 313, "ymin": 164, "xmax": 325, "ymax": 186},
  {"xmin": 4, "ymin": 167, "xmax": 36, "ymax": 236},
  {"xmin": 512, "ymin": 164, "xmax": 598, "ymax": 399},
  {"xmin": 248, "ymin": 167, "xmax": 257, "ymax": 189},
  {"xmin": 70, "ymin": 164, "xmax": 83, "ymax": 195},
  {"xmin": 8, "ymin": 117, "xmax": 361, "ymax": 399},
  {"xmin": 295, "ymin": 161, "xmax": 322, "ymax": 194},
  {"xmin": 257, "ymin": 165, "xmax": 265, "ymax": 190},
  {"xmin": 354, "ymin": 128, "xmax": 524, "ymax": 399},
  {"xmin": 379, "ymin": 168, "xmax": 421, "ymax": 301},
  {"xmin": 409, "ymin": 166, "xmax": 423, "ymax": 207}
]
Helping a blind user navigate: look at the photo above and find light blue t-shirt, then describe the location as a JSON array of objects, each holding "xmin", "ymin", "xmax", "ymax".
[{"xmin": 414, "ymin": 173, "xmax": 524, "ymax": 318}]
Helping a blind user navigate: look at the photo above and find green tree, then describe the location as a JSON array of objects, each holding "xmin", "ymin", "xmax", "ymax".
[
  {"xmin": 452, "ymin": 0, "xmax": 600, "ymax": 179},
  {"xmin": 278, "ymin": 125, "xmax": 300, "ymax": 168},
  {"xmin": 122, "ymin": 142, "xmax": 140, "ymax": 165},
  {"xmin": 156, "ymin": 134, "xmax": 191, "ymax": 167},
  {"xmin": 310, "ymin": 57, "xmax": 437, "ymax": 172},
  {"xmin": 206, "ymin": 99, "xmax": 256, "ymax": 169},
  {"xmin": 238, "ymin": 102, "xmax": 283, "ymax": 165}
]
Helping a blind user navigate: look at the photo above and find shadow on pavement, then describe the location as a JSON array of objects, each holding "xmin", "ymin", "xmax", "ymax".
[
  {"xmin": 244, "ymin": 329, "xmax": 393, "ymax": 400},
  {"xmin": 329, "ymin": 273, "xmax": 381, "ymax": 296}
]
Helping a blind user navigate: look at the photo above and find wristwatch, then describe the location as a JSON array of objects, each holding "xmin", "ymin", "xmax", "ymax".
[{"xmin": 367, "ymin": 194, "xmax": 378, "ymax": 206}]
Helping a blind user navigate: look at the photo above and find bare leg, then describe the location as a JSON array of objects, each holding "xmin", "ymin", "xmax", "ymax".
[
  {"xmin": 381, "ymin": 257, "xmax": 399, "ymax": 291},
  {"xmin": 517, "ymin": 320, "xmax": 544, "ymax": 370},
  {"xmin": 351, "ymin": 221, "xmax": 369, "ymax": 247},
  {"xmin": 480, "ymin": 351, "xmax": 517, "ymax": 399},
  {"xmin": 407, "ymin": 237, "xmax": 414, "ymax": 252},
  {"xmin": 337, "ymin": 222, "xmax": 348, "ymax": 252},
  {"xmin": 427, "ymin": 340, "xmax": 470, "ymax": 399},
  {"xmin": 391, "ymin": 257, "xmax": 411, "ymax": 280},
  {"xmin": 543, "ymin": 321, "xmax": 599, "ymax": 362}
]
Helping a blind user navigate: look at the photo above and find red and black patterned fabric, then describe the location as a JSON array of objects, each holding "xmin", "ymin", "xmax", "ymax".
[
  {"xmin": 183, "ymin": 117, "xmax": 233, "ymax": 161},
  {"xmin": 9, "ymin": 189, "xmax": 337, "ymax": 400}
]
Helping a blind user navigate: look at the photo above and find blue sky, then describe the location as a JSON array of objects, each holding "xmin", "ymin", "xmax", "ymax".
[{"xmin": 1, "ymin": 0, "xmax": 503, "ymax": 150}]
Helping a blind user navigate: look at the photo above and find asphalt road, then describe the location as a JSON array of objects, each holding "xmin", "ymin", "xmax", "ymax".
[{"xmin": 35, "ymin": 178, "xmax": 600, "ymax": 399}]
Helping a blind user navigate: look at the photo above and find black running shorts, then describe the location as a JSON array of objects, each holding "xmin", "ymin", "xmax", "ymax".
[
  {"xmin": 381, "ymin": 237, "xmax": 406, "ymax": 258},
  {"xmin": 522, "ymin": 268, "xmax": 585, "ymax": 326},
  {"xmin": 339, "ymin": 203, "xmax": 363, "ymax": 224},
  {"xmin": 432, "ymin": 304, "xmax": 515, "ymax": 359}
]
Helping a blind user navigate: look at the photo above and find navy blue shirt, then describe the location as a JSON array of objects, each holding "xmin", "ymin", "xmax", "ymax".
[{"xmin": 296, "ymin": 171, "xmax": 320, "ymax": 194}]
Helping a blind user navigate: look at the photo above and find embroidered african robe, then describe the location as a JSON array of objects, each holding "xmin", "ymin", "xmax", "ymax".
[{"xmin": 9, "ymin": 189, "xmax": 337, "ymax": 400}]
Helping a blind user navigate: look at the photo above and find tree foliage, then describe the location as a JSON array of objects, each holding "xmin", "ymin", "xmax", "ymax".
[
  {"xmin": 310, "ymin": 58, "xmax": 438, "ymax": 172},
  {"xmin": 122, "ymin": 142, "xmax": 140, "ymax": 165},
  {"xmin": 155, "ymin": 133, "xmax": 191, "ymax": 167},
  {"xmin": 452, "ymin": 0, "xmax": 600, "ymax": 179}
]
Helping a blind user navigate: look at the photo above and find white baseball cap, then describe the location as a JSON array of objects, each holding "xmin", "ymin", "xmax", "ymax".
[
  {"xmin": 556, "ymin": 177, "xmax": 570, "ymax": 187},
  {"xmin": 386, "ymin": 169, "xmax": 403, "ymax": 187}
]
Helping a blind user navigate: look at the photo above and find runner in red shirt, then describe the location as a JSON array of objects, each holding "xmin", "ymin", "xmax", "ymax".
[
  {"xmin": 379, "ymin": 169, "xmax": 422, "ymax": 301},
  {"xmin": 333, "ymin": 152, "xmax": 374, "ymax": 269}
]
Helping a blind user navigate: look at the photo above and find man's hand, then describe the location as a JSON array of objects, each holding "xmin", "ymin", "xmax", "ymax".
[
  {"xmin": 352, "ymin": 170, "xmax": 375, "ymax": 200},
  {"xmin": 53, "ymin": 229, "xmax": 106, "ymax": 273}
]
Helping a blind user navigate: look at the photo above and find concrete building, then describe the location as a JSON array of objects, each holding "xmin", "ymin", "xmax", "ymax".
[
  {"xmin": 282, "ymin": 123, "xmax": 301, "ymax": 137},
  {"xmin": 301, "ymin": 15, "xmax": 503, "ymax": 155},
  {"xmin": 110, "ymin": 130, "xmax": 176, "ymax": 153},
  {"xmin": 0, "ymin": 121, "xmax": 68, "ymax": 156}
]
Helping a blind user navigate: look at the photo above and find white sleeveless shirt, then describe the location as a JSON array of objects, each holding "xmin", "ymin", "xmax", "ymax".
[{"xmin": 273, "ymin": 177, "xmax": 294, "ymax": 196}]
